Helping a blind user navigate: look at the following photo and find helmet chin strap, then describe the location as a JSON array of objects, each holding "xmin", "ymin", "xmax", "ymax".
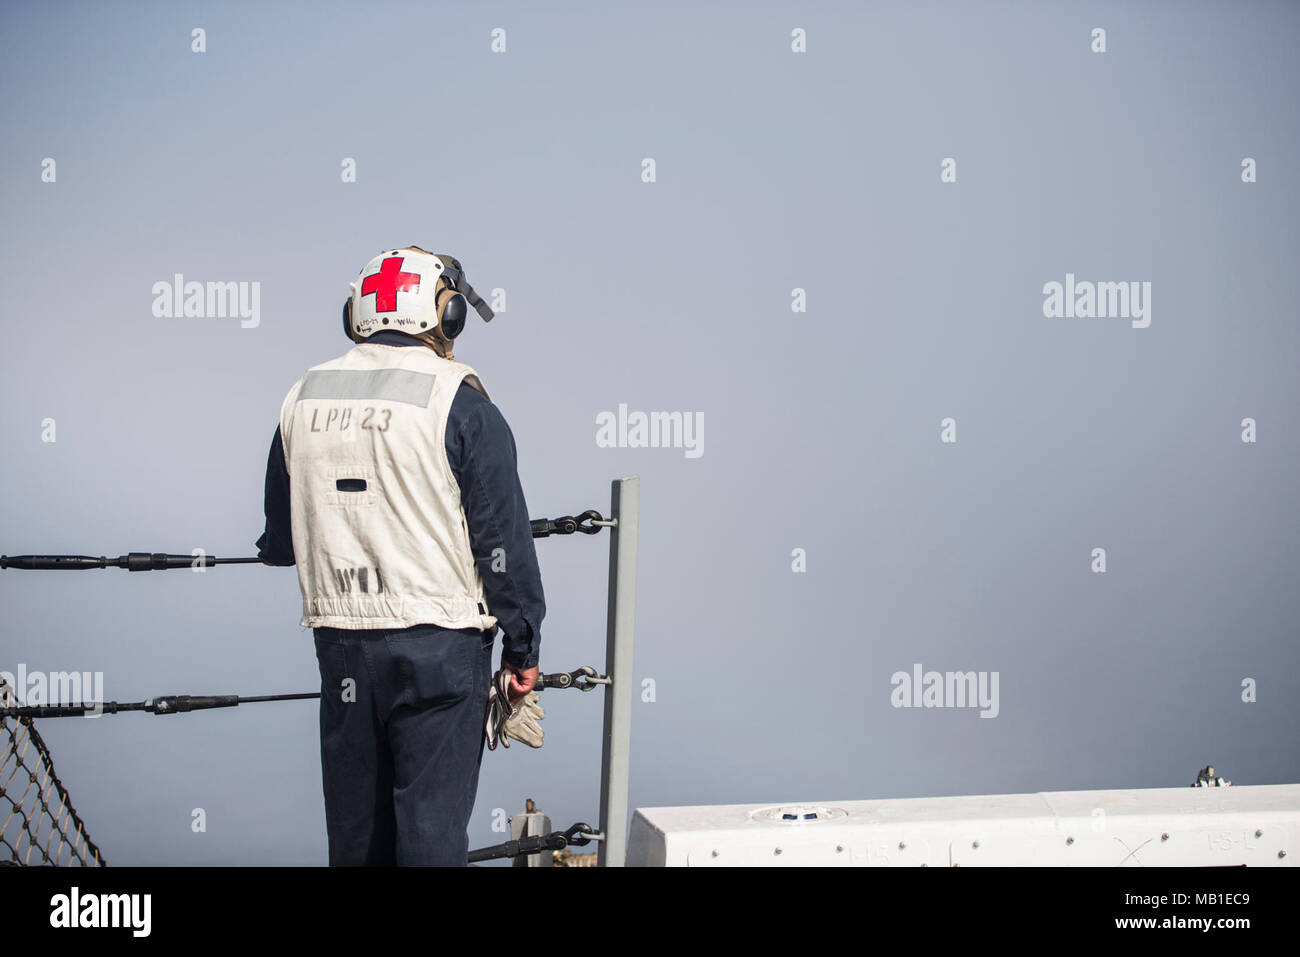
[{"xmin": 414, "ymin": 328, "xmax": 454, "ymax": 359}]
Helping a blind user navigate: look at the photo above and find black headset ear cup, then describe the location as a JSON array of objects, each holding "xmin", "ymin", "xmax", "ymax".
[
  {"xmin": 342, "ymin": 297, "xmax": 354, "ymax": 341},
  {"xmin": 440, "ymin": 293, "xmax": 467, "ymax": 339}
]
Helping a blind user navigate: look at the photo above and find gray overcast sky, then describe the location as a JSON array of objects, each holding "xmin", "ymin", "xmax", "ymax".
[{"xmin": 1, "ymin": 0, "xmax": 1296, "ymax": 864}]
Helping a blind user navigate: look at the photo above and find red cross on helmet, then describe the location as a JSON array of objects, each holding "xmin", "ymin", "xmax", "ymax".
[{"xmin": 342, "ymin": 246, "xmax": 494, "ymax": 345}]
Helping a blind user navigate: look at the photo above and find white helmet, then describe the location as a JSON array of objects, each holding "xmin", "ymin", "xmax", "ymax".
[{"xmin": 342, "ymin": 246, "xmax": 493, "ymax": 344}]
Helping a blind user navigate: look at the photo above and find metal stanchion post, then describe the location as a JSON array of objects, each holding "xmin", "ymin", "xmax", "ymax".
[{"xmin": 598, "ymin": 476, "xmax": 638, "ymax": 866}]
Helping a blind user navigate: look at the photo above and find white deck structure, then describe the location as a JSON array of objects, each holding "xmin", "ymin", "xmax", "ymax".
[{"xmin": 625, "ymin": 784, "xmax": 1299, "ymax": 866}]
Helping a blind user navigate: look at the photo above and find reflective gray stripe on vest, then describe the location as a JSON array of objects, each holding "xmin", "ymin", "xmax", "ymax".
[{"xmin": 297, "ymin": 369, "xmax": 436, "ymax": 407}]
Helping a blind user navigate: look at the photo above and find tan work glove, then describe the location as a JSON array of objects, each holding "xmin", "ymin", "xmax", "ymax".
[{"xmin": 485, "ymin": 668, "xmax": 545, "ymax": 750}]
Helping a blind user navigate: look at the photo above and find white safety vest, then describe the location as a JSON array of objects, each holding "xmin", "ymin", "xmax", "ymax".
[{"xmin": 278, "ymin": 342, "xmax": 497, "ymax": 632}]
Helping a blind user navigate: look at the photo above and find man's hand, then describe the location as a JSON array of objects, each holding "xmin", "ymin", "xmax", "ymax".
[{"xmin": 503, "ymin": 663, "xmax": 539, "ymax": 705}]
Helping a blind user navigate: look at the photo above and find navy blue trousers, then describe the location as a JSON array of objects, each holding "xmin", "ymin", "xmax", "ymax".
[{"xmin": 313, "ymin": 623, "xmax": 494, "ymax": 866}]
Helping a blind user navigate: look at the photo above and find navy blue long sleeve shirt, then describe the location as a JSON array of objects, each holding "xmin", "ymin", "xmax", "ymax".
[{"xmin": 256, "ymin": 331, "xmax": 546, "ymax": 669}]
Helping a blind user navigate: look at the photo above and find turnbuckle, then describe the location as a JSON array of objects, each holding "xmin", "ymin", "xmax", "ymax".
[
  {"xmin": 538, "ymin": 665, "xmax": 610, "ymax": 692},
  {"xmin": 530, "ymin": 510, "xmax": 612, "ymax": 538}
]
